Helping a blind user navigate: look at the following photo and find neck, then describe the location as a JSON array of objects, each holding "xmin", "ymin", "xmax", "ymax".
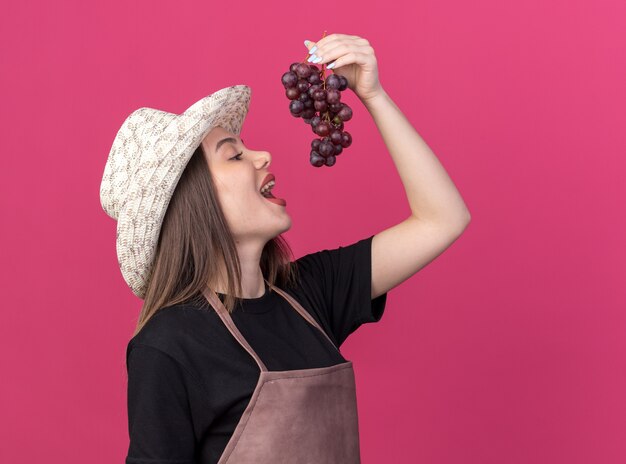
[{"xmin": 211, "ymin": 240, "xmax": 266, "ymax": 298}]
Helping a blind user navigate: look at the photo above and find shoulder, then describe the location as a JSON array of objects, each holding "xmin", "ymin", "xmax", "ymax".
[
  {"xmin": 284, "ymin": 235, "xmax": 384, "ymax": 347},
  {"xmin": 289, "ymin": 235, "xmax": 375, "ymax": 291},
  {"xmin": 126, "ymin": 304, "xmax": 215, "ymax": 362},
  {"xmin": 294, "ymin": 235, "xmax": 374, "ymax": 269}
]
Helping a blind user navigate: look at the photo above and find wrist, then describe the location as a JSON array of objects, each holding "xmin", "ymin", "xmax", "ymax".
[{"xmin": 359, "ymin": 87, "xmax": 388, "ymax": 109}]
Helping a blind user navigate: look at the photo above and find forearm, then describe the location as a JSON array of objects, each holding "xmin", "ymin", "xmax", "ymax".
[{"xmin": 360, "ymin": 88, "xmax": 471, "ymax": 227}]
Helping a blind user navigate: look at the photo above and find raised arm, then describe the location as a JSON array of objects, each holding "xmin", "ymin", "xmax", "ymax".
[
  {"xmin": 362, "ymin": 88, "xmax": 471, "ymax": 298},
  {"xmin": 306, "ymin": 34, "xmax": 471, "ymax": 299}
]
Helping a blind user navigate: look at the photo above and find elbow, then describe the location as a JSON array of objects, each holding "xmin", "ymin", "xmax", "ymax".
[
  {"xmin": 452, "ymin": 210, "xmax": 471, "ymax": 235},
  {"xmin": 413, "ymin": 208, "xmax": 471, "ymax": 234},
  {"xmin": 462, "ymin": 210, "xmax": 472, "ymax": 224}
]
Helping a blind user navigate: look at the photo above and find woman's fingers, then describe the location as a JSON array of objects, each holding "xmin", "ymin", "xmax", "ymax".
[
  {"xmin": 303, "ymin": 33, "xmax": 379, "ymax": 99},
  {"xmin": 306, "ymin": 33, "xmax": 351, "ymax": 49},
  {"xmin": 311, "ymin": 43, "xmax": 371, "ymax": 68},
  {"xmin": 305, "ymin": 33, "xmax": 364, "ymax": 56},
  {"xmin": 325, "ymin": 51, "xmax": 372, "ymax": 71}
]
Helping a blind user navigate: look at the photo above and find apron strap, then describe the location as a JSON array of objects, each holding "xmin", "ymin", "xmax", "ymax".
[
  {"xmin": 202, "ymin": 287, "xmax": 269, "ymax": 372},
  {"xmin": 201, "ymin": 278, "xmax": 342, "ymax": 373},
  {"xmin": 267, "ymin": 281, "xmax": 340, "ymax": 352}
]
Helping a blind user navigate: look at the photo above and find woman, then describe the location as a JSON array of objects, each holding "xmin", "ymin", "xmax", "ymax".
[{"xmin": 101, "ymin": 33, "xmax": 471, "ymax": 464}]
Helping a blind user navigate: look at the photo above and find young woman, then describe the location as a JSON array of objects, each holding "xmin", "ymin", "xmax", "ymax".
[{"xmin": 100, "ymin": 33, "xmax": 471, "ymax": 464}]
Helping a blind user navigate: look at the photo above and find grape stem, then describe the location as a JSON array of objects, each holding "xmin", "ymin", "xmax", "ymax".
[
  {"xmin": 321, "ymin": 30, "xmax": 328, "ymax": 90},
  {"xmin": 300, "ymin": 31, "xmax": 332, "ymax": 126},
  {"xmin": 320, "ymin": 31, "xmax": 330, "ymax": 123}
]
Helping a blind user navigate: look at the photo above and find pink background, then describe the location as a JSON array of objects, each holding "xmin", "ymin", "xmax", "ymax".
[{"xmin": 1, "ymin": 0, "xmax": 624, "ymax": 462}]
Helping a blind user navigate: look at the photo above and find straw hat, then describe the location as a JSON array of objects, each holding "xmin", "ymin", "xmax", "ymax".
[{"xmin": 100, "ymin": 84, "xmax": 252, "ymax": 299}]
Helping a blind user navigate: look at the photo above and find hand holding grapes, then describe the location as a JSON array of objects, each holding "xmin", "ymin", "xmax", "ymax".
[
  {"xmin": 305, "ymin": 33, "xmax": 383, "ymax": 103},
  {"xmin": 281, "ymin": 32, "xmax": 382, "ymax": 167}
]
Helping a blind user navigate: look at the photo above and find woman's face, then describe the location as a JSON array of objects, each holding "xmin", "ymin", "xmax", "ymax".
[{"xmin": 201, "ymin": 126, "xmax": 291, "ymax": 243}]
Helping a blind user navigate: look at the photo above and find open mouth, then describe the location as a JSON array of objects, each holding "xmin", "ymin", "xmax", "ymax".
[
  {"xmin": 260, "ymin": 178, "xmax": 276, "ymax": 198},
  {"xmin": 261, "ymin": 192, "xmax": 286, "ymax": 206},
  {"xmin": 259, "ymin": 179, "xmax": 286, "ymax": 206}
]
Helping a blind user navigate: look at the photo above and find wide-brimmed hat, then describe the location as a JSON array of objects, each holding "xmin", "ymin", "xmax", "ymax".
[{"xmin": 100, "ymin": 84, "xmax": 252, "ymax": 299}]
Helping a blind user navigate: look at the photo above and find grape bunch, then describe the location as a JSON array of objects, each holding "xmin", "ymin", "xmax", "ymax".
[{"xmin": 281, "ymin": 62, "xmax": 353, "ymax": 167}]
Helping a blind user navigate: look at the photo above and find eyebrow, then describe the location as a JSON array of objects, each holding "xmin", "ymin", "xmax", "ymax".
[{"xmin": 215, "ymin": 137, "xmax": 244, "ymax": 154}]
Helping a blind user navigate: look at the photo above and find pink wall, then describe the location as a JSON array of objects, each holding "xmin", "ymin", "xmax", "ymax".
[{"xmin": 1, "ymin": 0, "xmax": 624, "ymax": 462}]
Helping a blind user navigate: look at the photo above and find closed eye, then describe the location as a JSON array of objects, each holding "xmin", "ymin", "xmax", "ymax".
[{"xmin": 230, "ymin": 152, "xmax": 244, "ymax": 161}]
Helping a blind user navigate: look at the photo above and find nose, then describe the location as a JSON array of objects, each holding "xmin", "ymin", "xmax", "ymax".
[{"xmin": 254, "ymin": 150, "xmax": 271, "ymax": 170}]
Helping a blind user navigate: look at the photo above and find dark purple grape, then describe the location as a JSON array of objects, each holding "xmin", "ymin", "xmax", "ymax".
[
  {"xmin": 328, "ymin": 102, "xmax": 343, "ymax": 113},
  {"xmin": 282, "ymin": 63, "xmax": 354, "ymax": 167},
  {"xmin": 308, "ymin": 73, "xmax": 322, "ymax": 85},
  {"xmin": 326, "ymin": 89, "xmax": 341, "ymax": 104},
  {"xmin": 281, "ymin": 71, "xmax": 298, "ymax": 89},
  {"xmin": 301, "ymin": 108, "xmax": 316, "ymax": 119},
  {"xmin": 297, "ymin": 79, "xmax": 309, "ymax": 93},
  {"xmin": 314, "ymin": 100, "xmax": 328, "ymax": 112},
  {"xmin": 338, "ymin": 105, "xmax": 353, "ymax": 121},
  {"xmin": 310, "ymin": 151, "xmax": 325, "ymax": 167},
  {"xmin": 286, "ymin": 88, "xmax": 300, "ymax": 100},
  {"xmin": 310, "ymin": 115, "xmax": 322, "ymax": 127},
  {"xmin": 318, "ymin": 140, "xmax": 335, "ymax": 157},
  {"xmin": 313, "ymin": 89, "xmax": 327, "ymax": 101},
  {"xmin": 315, "ymin": 121, "xmax": 330, "ymax": 136},
  {"xmin": 290, "ymin": 100, "xmax": 304, "ymax": 115},
  {"xmin": 295, "ymin": 63, "xmax": 312, "ymax": 78},
  {"xmin": 308, "ymin": 84, "xmax": 321, "ymax": 97},
  {"xmin": 340, "ymin": 131, "xmax": 352, "ymax": 147},
  {"xmin": 325, "ymin": 74, "xmax": 341, "ymax": 90},
  {"xmin": 330, "ymin": 129, "xmax": 343, "ymax": 145}
]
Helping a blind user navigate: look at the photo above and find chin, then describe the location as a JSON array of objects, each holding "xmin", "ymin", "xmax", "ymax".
[
  {"xmin": 270, "ymin": 214, "xmax": 292, "ymax": 238},
  {"xmin": 277, "ymin": 215, "xmax": 292, "ymax": 234}
]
